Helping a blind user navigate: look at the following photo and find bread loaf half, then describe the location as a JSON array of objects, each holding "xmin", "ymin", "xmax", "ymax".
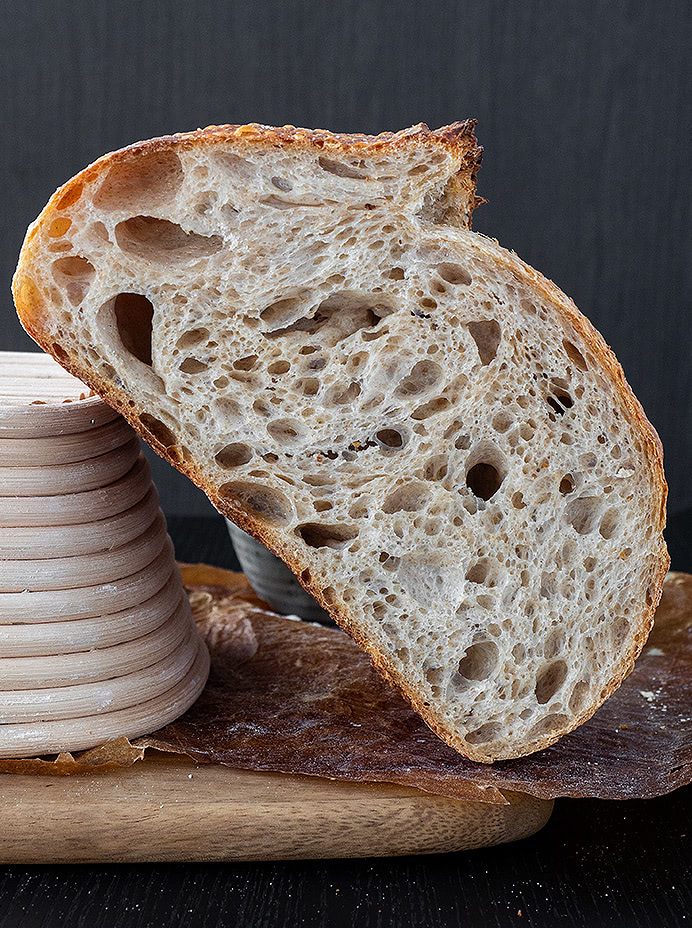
[{"xmin": 13, "ymin": 121, "xmax": 669, "ymax": 761}]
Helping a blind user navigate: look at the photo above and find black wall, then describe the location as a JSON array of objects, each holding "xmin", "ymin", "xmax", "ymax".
[{"xmin": 2, "ymin": 0, "xmax": 690, "ymax": 515}]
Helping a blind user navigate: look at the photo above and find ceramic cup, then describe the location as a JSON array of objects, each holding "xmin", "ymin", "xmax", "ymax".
[{"xmin": 225, "ymin": 521, "xmax": 333, "ymax": 625}]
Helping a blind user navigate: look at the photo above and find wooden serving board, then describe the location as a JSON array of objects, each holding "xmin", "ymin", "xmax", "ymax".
[{"xmin": 0, "ymin": 753, "xmax": 552, "ymax": 862}]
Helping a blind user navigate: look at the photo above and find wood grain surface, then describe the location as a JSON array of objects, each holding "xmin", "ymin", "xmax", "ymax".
[{"xmin": 0, "ymin": 753, "xmax": 552, "ymax": 864}]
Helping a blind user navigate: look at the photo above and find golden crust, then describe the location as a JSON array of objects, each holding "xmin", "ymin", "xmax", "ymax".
[{"xmin": 12, "ymin": 121, "xmax": 668, "ymax": 763}]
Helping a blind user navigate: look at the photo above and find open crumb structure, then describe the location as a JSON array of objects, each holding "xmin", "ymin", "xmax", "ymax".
[{"xmin": 12, "ymin": 122, "xmax": 669, "ymax": 761}]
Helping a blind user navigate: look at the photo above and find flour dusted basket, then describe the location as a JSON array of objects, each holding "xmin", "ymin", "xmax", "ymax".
[{"xmin": 0, "ymin": 351, "xmax": 209, "ymax": 757}]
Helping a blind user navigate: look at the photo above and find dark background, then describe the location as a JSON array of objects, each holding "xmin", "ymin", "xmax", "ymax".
[{"xmin": 1, "ymin": 0, "xmax": 690, "ymax": 517}]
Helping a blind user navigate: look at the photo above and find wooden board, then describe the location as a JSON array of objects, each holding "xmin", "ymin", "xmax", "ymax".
[{"xmin": 0, "ymin": 753, "xmax": 553, "ymax": 862}]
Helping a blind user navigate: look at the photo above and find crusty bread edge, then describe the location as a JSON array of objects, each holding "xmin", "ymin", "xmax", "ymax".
[{"xmin": 12, "ymin": 123, "xmax": 669, "ymax": 763}]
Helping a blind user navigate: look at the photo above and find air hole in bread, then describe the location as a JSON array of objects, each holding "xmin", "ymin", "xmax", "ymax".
[
  {"xmin": 260, "ymin": 295, "xmax": 306, "ymax": 327},
  {"xmin": 533, "ymin": 659, "xmax": 568, "ymax": 705},
  {"xmin": 212, "ymin": 396, "xmax": 243, "ymax": 427},
  {"xmin": 362, "ymin": 326, "xmax": 389, "ymax": 342},
  {"xmin": 176, "ymin": 327, "xmax": 209, "ymax": 350},
  {"xmin": 449, "ymin": 430, "xmax": 469, "ymax": 451},
  {"xmin": 568, "ymin": 680, "xmax": 590, "ymax": 713},
  {"xmin": 318, "ymin": 155, "xmax": 368, "ymax": 179},
  {"xmin": 219, "ymin": 482, "xmax": 292, "ymax": 526},
  {"xmin": 382, "ymin": 481, "xmax": 431, "ymax": 513},
  {"xmin": 395, "ymin": 360, "xmax": 443, "ymax": 398},
  {"xmin": 529, "ymin": 713, "xmax": 570, "ymax": 738},
  {"xmin": 376, "ymin": 428, "xmax": 404, "ymax": 449},
  {"xmin": 233, "ymin": 354, "xmax": 258, "ymax": 371},
  {"xmin": 252, "ymin": 399, "xmax": 272, "ymax": 416},
  {"xmin": 610, "ymin": 615, "xmax": 630, "ymax": 648},
  {"xmin": 492, "ymin": 411, "xmax": 513, "ymax": 433},
  {"xmin": 388, "ymin": 267, "xmax": 405, "ymax": 280},
  {"xmin": 559, "ymin": 474, "xmax": 575, "ymax": 495},
  {"xmin": 56, "ymin": 182, "xmax": 84, "ymax": 210},
  {"xmin": 268, "ymin": 360, "xmax": 291, "ymax": 375},
  {"xmin": 519, "ymin": 422, "xmax": 536, "ymax": 442},
  {"xmin": 599, "ymin": 509, "xmax": 620, "ymax": 539},
  {"xmin": 107, "ymin": 292, "xmax": 155, "ymax": 366},
  {"xmin": 546, "ymin": 394, "xmax": 572, "ymax": 415},
  {"xmin": 436, "ymin": 262, "xmax": 472, "ymax": 286},
  {"xmin": 267, "ymin": 418, "xmax": 304, "ymax": 444},
  {"xmin": 411, "ymin": 396, "xmax": 450, "ymax": 420},
  {"xmin": 215, "ymin": 443, "xmax": 253, "ymax": 468},
  {"xmin": 271, "ymin": 176, "xmax": 293, "ymax": 191},
  {"xmin": 563, "ymin": 339, "xmax": 588, "ymax": 371},
  {"xmin": 48, "ymin": 240, "xmax": 72, "ymax": 254},
  {"xmin": 511, "ymin": 491, "xmax": 526, "ymax": 510},
  {"xmin": 51, "ymin": 256, "xmax": 95, "ymax": 305},
  {"xmin": 115, "ymin": 216, "xmax": 223, "ymax": 264},
  {"xmin": 296, "ymin": 522, "xmax": 359, "ymax": 549},
  {"xmin": 94, "ymin": 149, "xmax": 183, "ymax": 211},
  {"xmin": 212, "ymin": 151, "xmax": 254, "ymax": 177},
  {"xmin": 423, "ymin": 454, "xmax": 448, "ymax": 481},
  {"xmin": 467, "ymin": 319, "xmax": 501, "ymax": 365},
  {"xmin": 48, "ymin": 217, "xmax": 72, "ymax": 238},
  {"xmin": 458, "ymin": 641, "xmax": 498, "ymax": 681},
  {"xmin": 261, "ymin": 194, "xmax": 324, "ymax": 209},
  {"xmin": 464, "ymin": 442, "xmax": 506, "ymax": 500},
  {"xmin": 464, "ymin": 722, "xmax": 501, "ymax": 745},
  {"xmin": 543, "ymin": 628, "xmax": 566, "ymax": 660},
  {"xmin": 296, "ymin": 377, "xmax": 319, "ymax": 396},
  {"xmin": 325, "ymin": 382, "xmax": 361, "ymax": 406},
  {"xmin": 467, "ymin": 462, "xmax": 504, "ymax": 501},
  {"xmin": 565, "ymin": 496, "xmax": 602, "ymax": 534},
  {"xmin": 139, "ymin": 413, "xmax": 176, "ymax": 448},
  {"xmin": 512, "ymin": 643, "xmax": 526, "ymax": 664},
  {"xmin": 179, "ymin": 357, "xmax": 208, "ymax": 374},
  {"xmin": 194, "ymin": 190, "xmax": 218, "ymax": 216},
  {"xmin": 465, "ymin": 562, "xmax": 488, "ymax": 584},
  {"xmin": 265, "ymin": 291, "xmax": 395, "ymax": 345},
  {"xmin": 425, "ymin": 666, "xmax": 444, "ymax": 689}
]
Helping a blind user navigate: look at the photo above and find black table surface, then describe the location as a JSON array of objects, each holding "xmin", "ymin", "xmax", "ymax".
[{"xmin": 1, "ymin": 512, "xmax": 690, "ymax": 928}]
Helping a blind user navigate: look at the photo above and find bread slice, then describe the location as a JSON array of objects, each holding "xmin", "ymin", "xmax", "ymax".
[{"xmin": 12, "ymin": 121, "xmax": 669, "ymax": 762}]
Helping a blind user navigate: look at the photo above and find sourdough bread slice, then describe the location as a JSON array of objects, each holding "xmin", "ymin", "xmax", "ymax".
[{"xmin": 13, "ymin": 121, "xmax": 669, "ymax": 762}]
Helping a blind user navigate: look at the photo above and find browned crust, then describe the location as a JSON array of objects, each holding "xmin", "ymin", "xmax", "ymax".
[{"xmin": 12, "ymin": 121, "xmax": 668, "ymax": 763}]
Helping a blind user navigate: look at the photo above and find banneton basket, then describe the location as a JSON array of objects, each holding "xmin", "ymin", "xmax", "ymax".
[{"xmin": 0, "ymin": 351, "xmax": 209, "ymax": 757}]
